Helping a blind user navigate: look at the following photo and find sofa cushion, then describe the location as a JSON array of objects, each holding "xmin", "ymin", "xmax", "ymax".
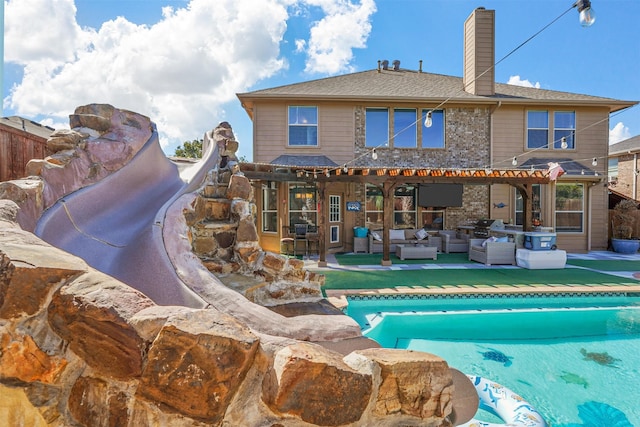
[
  {"xmin": 414, "ymin": 229, "xmax": 428, "ymax": 240},
  {"xmin": 389, "ymin": 229, "xmax": 405, "ymax": 240},
  {"xmin": 482, "ymin": 236, "xmax": 497, "ymax": 247}
]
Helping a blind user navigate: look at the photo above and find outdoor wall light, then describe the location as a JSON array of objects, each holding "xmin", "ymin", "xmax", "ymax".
[
  {"xmin": 575, "ymin": 0, "xmax": 596, "ymax": 27},
  {"xmin": 372, "ymin": 148, "xmax": 378, "ymax": 160},
  {"xmin": 424, "ymin": 111, "xmax": 433, "ymax": 128}
]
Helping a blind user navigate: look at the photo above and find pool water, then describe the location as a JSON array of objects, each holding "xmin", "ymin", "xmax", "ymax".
[{"xmin": 346, "ymin": 294, "xmax": 640, "ymax": 426}]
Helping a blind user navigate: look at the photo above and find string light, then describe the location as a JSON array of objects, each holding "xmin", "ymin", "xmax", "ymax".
[
  {"xmin": 343, "ymin": 164, "xmax": 348, "ymax": 173},
  {"xmin": 424, "ymin": 111, "xmax": 433, "ymax": 128},
  {"xmin": 592, "ymin": 157, "xmax": 598, "ymax": 166},
  {"xmin": 560, "ymin": 137, "xmax": 568, "ymax": 149},
  {"xmin": 325, "ymin": 170, "xmax": 330, "ymax": 178},
  {"xmin": 372, "ymin": 148, "xmax": 378, "ymax": 160},
  {"xmin": 512, "ymin": 157, "xmax": 518, "ymax": 166}
]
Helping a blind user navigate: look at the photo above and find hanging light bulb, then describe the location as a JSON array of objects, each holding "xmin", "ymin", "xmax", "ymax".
[
  {"xmin": 530, "ymin": 165, "xmax": 535, "ymax": 172},
  {"xmin": 343, "ymin": 164, "xmax": 348, "ymax": 173},
  {"xmin": 372, "ymin": 148, "xmax": 378, "ymax": 160},
  {"xmin": 592, "ymin": 157, "xmax": 598, "ymax": 166},
  {"xmin": 325, "ymin": 170, "xmax": 330, "ymax": 178},
  {"xmin": 424, "ymin": 111, "xmax": 433, "ymax": 128},
  {"xmin": 313, "ymin": 170, "xmax": 317, "ymax": 179},
  {"xmin": 560, "ymin": 137, "xmax": 568, "ymax": 149},
  {"xmin": 512, "ymin": 156, "xmax": 518, "ymax": 166},
  {"xmin": 575, "ymin": 0, "xmax": 596, "ymax": 27}
]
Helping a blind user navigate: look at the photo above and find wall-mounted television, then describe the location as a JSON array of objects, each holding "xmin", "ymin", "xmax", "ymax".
[{"xmin": 418, "ymin": 184, "xmax": 463, "ymax": 207}]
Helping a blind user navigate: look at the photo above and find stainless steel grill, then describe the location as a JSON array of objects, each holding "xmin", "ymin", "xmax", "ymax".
[{"xmin": 473, "ymin": 219, "xmax": 495, "ymax": 238}]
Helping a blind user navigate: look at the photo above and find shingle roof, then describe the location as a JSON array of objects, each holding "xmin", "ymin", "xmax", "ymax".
[
  {"xmin": 0, "ymin": 116, "xmax": 55, "ymax": 139},
  {"xmin": 271, "ymin": 155, "xmax": 338, "ymax": 167},
  {"xmin": 609, "ymin": 135, "xmax": 640, "ymax": 155},
  {"xmin": 519, "ymin": 157, "xmax": 595, "ymax": 176},
  {"xmin": 238, "ymin": 68, "xmax": 636, "ymax": 111}
]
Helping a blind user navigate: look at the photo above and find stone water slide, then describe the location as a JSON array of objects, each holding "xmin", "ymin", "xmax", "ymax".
[{"xmin": 33, "ymin": 105, "xmax": 361, "ymax": 342}]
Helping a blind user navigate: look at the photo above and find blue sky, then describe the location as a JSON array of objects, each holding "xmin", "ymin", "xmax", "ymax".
[{"xmin": 2, "ymin": 0, "xmax": 639, "ymax": 160}]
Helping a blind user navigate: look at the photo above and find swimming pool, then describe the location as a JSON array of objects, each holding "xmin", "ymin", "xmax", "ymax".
[{"xmin": 346, "ymin": 292, "xmax": 640, "ymax": 426}]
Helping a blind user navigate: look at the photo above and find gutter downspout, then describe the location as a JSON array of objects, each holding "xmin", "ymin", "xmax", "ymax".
[
  {"xmin": 634, "ymin": 153, "xmax": 638, "ymax": 200},
  {"xmin": 489, "ymin": 101, "xmax": 502, "ymax": 217}
]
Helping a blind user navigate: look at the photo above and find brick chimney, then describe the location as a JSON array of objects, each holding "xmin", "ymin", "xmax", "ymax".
[{"xmin": 463, "ymin": 7, "xmax": 495, "ymax": 96}]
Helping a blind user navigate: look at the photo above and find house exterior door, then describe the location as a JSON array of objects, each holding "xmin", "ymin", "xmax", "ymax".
[{"xmin": 328, "ymin": 193, "xmax": 343, "ymax": 250}]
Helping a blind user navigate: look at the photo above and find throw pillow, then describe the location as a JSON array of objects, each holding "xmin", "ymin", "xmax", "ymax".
[
  {"xmin": 389, "ymin": 229, "xmax": 405, "ymax": 240},
  {"xmin": 371, "ymin": 231, "xmax": 382, "ymax": 241},
  {"xmin": 415, "ymin": 229, "xmax": 428, "ymax": 240},
  {"xmin": 482, "ymin": 236, "xmax": 498, "ymax": 247},
  {"xmin": 495, "ymin": 236, "xmax": 509, "ymax": 242}
]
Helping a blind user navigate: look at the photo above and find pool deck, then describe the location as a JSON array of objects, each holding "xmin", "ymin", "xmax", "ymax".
[{"xmin": 303, "ymin": 250, "xmax": 640, "ymax": 304}]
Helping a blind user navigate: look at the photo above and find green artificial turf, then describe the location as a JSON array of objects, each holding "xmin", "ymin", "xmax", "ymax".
[
  {"xmin": 565, "ymin": 259, "xmax": 640, "ymax": 272},
  {"xmin": 321, "ymin": 268, "xmax": 640, "ymax": 291},
  {"xmin": 334, "ymin": 252, "xmax": 471, "ymax": 265}
]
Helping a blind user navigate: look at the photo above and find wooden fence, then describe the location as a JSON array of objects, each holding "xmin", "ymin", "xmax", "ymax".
[{"xmin": 0, "ymin": 123, "xmax": 50, "ymax": 182}]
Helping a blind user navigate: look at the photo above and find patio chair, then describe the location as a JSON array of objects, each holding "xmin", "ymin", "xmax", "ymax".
[
  {"xmin": 293, "ymin": 223, "xmax": 309, "ymax": 256},
  {"xmin": 468, "ymin": 238, "xmax": 516, "ymax": 266},
  {"xmin": 280, "ymin": 226, "xmax": 294, "ymax": 256},
  {"xmin": 439, "ymin": 230, "xmax": 470, "ymax": 253}
]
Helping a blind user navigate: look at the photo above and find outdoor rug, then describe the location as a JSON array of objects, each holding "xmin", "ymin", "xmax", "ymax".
[
  {"xmin": 321, "ymin": 268, "xmax": 640, "ymax": 292},
  {"xmin": 334, "ymin": 252, "xmax": 471, "ymax": 266},
  {"xmin": 566, "ymin": 259, "xmax": 640, "ymax": 272}
]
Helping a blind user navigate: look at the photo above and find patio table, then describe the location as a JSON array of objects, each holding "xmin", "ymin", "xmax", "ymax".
[{"xmin": 396, "ymin": 244, "xmax": 437, "ymax": 260}]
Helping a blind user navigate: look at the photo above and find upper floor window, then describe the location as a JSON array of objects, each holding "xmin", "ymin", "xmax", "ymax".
[
  {"xmin": 394, "ymin": 109, "xmax": 417, "ymax": 148},
  {"xmin": 527, "ymin": 111, "xmax": 549, "ymax": 149},
  {"xmin": 554, "ymin": 111, "xmax": 575, "ymax": 149},
  {"xmin": 365, "ymin": 108, "xmax": 389, "ymax": 147},
  {"xmin": 421, "ymin": 109, "xmax": 445, "ymax": 148},
  {"xmin": 288, "ymin": 106, "xmax": 318, "ymax": 146}
]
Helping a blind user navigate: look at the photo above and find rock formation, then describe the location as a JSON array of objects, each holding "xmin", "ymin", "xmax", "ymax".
[{"xmin": 0, "ymin": 104, "xmax": 471, "ymax": 426}]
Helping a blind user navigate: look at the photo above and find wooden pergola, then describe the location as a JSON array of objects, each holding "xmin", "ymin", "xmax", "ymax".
[{"xmin": 240, "ymin": 162, "xmax": 563, "ymax": 266}]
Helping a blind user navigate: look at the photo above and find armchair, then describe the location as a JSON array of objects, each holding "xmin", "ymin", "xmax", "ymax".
[
  {"xmin": 468, "ymin": 238, "xmax": 516, "ymax": 266},
  {"xmin": 439, "ymin": 230, "xmax": 469, "ymax": 253}
]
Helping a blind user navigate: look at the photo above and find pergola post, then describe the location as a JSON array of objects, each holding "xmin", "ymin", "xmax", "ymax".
[
  {"xmin": 317, "ymin": 181, "xmax": 327, "ymax": 267},
  {"xmin": 516, "ymin": 184, "xmax": 533, "ymax": 232},
  {"xmin": 381, "ymin": 181, "xmax": 396, "ymax": 266}
]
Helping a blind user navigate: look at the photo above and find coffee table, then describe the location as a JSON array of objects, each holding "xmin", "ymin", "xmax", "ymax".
[{"xmin": 395, "ymin": 244, "xmax": 437, "ymax": 260}]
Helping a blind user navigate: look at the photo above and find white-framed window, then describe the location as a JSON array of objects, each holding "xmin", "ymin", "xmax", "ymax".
[
  {"xmin": 393, "ymin": 108, "xmax": 417, "ymax": 148},
  {"xmin": 329, "ymin": 195, "xmax": 341, "ymax": 222},
  {"xmin": 421, "ymin": 109, "xmax": 445, "ymax": 148},
  {"xmin": 261, "ymin": 182, "xmax": 278, "ymax": 233},
  {"xmin": 289, "ymin": 183, "xmax": 317, "ymax": 226},
  {"xmin": 288, "ymin": 106, "xmax": 318, "ymax": 146},
  {"xmin": 527, "ymin": 111, "xmax": 549, "ymax": 149},
  {"xmin": 365, "ymin": 108, "xmax": 389, "ymax": 147},
  {"xmin": 330, "ymin": 225, "xmax": 339, "ymax": 243},
  {"xmin": 554, "ymin": 111, "xmax": 576, "ymax": 149},
  {"xmin": 365, "ymin": 184, "xmax": 418, "ymax": 229},
  {"xmin": 556, "ymin": 183, "xmax": 584, "ymax": 233}
]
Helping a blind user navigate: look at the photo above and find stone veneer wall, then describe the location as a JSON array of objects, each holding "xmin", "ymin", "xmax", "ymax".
[{"xmin": 353, "ymin": 106, "xmax": 490, "ymax": 228}]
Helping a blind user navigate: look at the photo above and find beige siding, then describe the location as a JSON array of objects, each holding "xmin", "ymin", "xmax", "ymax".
[
  {"xmin": 253, "ymin": 102, "xmax": 355, "ymax": 165},
  {"xmin": 463, "ymin": 8, "xmax": 494, "ymax": 96}
]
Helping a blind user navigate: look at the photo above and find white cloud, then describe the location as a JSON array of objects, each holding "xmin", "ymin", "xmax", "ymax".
[
  {"xmin": 4, "ymin": 0, "xmax": 291, "ymax": 148},
  {"xmin": 506, "ymin": 75, "xmax": 541, "ymax": 89},
  {"xmin": 302, "ymin": 0, "xmax": 377, "ymax": 74},
  {"xmin": 610, "ymin": 122, "xmax": 631, "ymax": 145},
  {"xmin": 4, "ymin": 0, "xmax": 376, "ymax": 152}
]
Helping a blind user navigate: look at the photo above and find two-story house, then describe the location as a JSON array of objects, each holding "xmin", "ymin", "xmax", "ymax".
[{"xmin": 237, "ymin": 7, "xmax": 636, "ymax": 258}]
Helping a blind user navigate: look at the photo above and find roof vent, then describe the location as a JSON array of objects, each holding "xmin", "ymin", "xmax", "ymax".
[
  {"xmin": 392, "ymin": 60, "xmax": 400, "ymax": 71},
  {"xmin": 381, "ymin": 59, "xmax": 389, "ymax": 70}
]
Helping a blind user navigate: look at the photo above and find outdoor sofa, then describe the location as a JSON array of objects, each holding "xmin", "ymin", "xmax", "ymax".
[
  {"xmin": 468, "ymin": 237, "xmax": 516, "ymax": 266},
  {"xmin": 368, "ymin": 228, "xmax": 435, "ymax": 253}
]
